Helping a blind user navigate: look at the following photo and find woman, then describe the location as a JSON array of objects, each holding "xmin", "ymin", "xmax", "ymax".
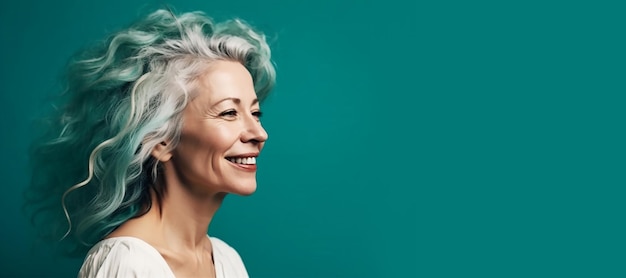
[{"xmin": 25, "ymin": 8, "xmax": 275, "ymax": 277}]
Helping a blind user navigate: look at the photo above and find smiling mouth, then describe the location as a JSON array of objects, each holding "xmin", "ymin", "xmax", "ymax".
[{"xmin": 225, "ymin": 156, "xmax": 257, "ymax": 165}]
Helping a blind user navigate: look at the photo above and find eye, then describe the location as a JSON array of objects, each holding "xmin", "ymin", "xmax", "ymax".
[
  {"xmin": 252, "ymin": 110, "xmax": 263, "ymax": 119},
  {"xmin": 219, "ymin": 109, "xmax": 237, "ymax": 117}
]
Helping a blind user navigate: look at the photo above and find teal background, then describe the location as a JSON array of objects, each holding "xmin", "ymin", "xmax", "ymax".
[{"xmin": 1, "ymin": 0, "xmax": 624, "ymax": 277}]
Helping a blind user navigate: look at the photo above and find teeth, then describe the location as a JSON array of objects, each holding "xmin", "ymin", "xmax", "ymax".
[{"xmin": 227, "ymin": 157, "xmax": 256, "ymax": 165}]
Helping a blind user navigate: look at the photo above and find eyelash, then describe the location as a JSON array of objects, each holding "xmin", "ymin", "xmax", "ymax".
[
  {"xmin": 220, "ymin": 110, "xmax": 237, "ymax": 117},
  {"xmin": 219, "ymin": 109, "xmax": 263, "ymax": 119}
]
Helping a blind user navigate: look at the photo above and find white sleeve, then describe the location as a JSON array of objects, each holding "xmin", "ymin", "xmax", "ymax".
[{"xmin": 78, "ymin": 239, "xmax": 173, "ymax": 278}]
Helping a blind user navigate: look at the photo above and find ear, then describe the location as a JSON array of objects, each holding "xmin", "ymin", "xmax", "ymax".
[{"xmin": 151, "ymin": 142, "xmax": 173, "ymax": 162}]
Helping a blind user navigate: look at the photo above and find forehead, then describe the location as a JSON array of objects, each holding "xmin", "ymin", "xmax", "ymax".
[{"xmin": 194, "ymin": 60, "xmax": 257, "ymax": 104}]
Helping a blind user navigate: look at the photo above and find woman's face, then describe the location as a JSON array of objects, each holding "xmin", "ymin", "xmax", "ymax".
[{"xmin": 167, "ymin": 60, "xmax": 268, "ymax": 196}]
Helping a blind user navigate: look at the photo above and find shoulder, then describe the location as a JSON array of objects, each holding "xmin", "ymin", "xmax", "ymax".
[
  {"xmin": 78, "ymin": 237, "xmax": 174, "ymax": 278},
  {"xmin": 210, "ymin": 236, "xmax": 249, "ymax": 277}
]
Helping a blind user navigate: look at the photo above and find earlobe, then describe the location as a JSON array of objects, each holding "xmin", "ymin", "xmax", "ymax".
[{"xmin": 151, "ymin": 142, "xmax": 173, "ymax": 162}]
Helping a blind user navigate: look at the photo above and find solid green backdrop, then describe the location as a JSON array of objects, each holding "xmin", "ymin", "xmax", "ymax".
[{"xmin": 1, "ymin": 0, "xmax": 624, "ymax": 277}]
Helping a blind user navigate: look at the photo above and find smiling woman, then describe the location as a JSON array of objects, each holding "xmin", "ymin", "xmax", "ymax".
[
  {"xmin": 24, "ymin": 8, "xmax": 275, "ymax": 278},
  {"xmin": 163, "ymin": 61, "xmax": 268, "ymax": 198}
]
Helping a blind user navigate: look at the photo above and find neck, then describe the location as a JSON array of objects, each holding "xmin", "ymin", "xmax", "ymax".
[
  {"xmin": 156, "ymin": 191, "xmax": 226, "ymax": 249},
  {"xmin": 146, "ymin": 164, "xmax": 227, "ymax": 251}
]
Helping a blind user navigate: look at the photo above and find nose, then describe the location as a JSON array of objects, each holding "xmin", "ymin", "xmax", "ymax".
[{"xmin": 241, "ymin": 114, "xmax": 268, "ymax": 144}]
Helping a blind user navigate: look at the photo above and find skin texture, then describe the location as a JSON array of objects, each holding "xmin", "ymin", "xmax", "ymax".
[{"xmin": 108, "ymin": 60, "xmax": 268, "ymax": 277}]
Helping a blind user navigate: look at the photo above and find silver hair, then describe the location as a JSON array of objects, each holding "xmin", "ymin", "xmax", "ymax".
[{"xmin": 26, "ymin": 9, "xmax": 275, "ymax": 256}]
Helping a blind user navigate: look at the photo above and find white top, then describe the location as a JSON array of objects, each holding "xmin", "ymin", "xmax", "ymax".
[{"xmin": 78, "ymin": 236, "xmax": 248, "ymax": 278}]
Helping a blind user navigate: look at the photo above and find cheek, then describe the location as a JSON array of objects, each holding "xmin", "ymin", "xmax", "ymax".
[
  {"xmin": 205, "ymin": 125, "xmax": 239, "ymax": 151},
  {"xmin": 175, "ymin": 122, "xmax": 242, "ymax": 169},
  {"xmin": 213, "ymin": 123, "xmax": 241, "ymax": 143}
]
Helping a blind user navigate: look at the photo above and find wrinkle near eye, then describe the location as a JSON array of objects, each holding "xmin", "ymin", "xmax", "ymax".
[
  {"xmin": 202, "ymin": 109, "xmax": 220, "ymax": 119},
  {"xmin": 198, "ymin": 103, "xmax": 222, "ymax": 119}
]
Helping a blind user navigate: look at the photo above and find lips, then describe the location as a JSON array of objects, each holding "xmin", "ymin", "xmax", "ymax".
[{"xmin": 225, "ymin": 153, "xmax": 259, "ymax": 171}]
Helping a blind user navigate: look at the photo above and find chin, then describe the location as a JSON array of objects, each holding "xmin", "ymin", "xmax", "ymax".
[{"xmin": 230, "ymin": 182, "xmax": 257, "ymax": 196}]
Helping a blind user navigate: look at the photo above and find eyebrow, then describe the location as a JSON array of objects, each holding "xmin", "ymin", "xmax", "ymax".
[{"xmin": 212, "ymin": 97, "xmax": 259, "ymax": 107}]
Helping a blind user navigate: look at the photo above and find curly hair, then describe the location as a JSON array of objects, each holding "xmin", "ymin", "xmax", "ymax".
[{"xmin": 25, "ymin": 8, "xmax": 275, "ymax": 257}]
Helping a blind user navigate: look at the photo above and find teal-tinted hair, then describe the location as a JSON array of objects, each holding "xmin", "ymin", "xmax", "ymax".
[{"xmin": 25, "ymin": 9, "xmax": 275, "ymax": 257}]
